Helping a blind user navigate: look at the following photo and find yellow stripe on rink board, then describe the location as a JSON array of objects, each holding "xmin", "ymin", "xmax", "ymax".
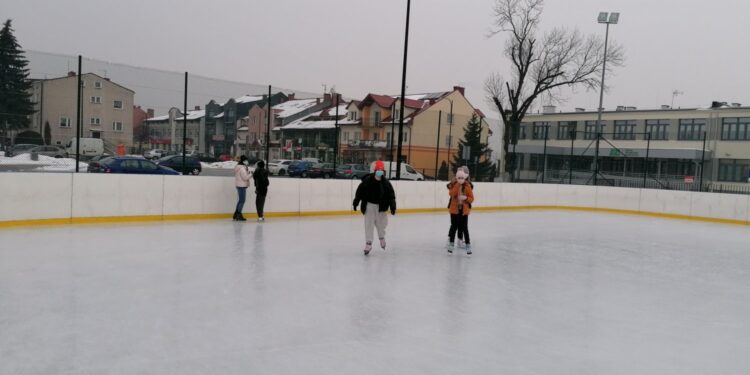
[{"xmin": 1, "ymin": 205, "xmax": 748, "ymax": 228}]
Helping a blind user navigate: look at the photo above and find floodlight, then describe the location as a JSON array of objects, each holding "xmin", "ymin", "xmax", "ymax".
[
  {"xmin": 598, "ymin": 12, "xmax": 609, "ymax": 23},
  {"xmin": 608, "ymin": 12, "xmax": 620, "ymax": 24}
]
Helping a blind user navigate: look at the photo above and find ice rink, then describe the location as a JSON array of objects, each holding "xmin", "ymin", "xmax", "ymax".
[{"xmin": 2, "ymin": 210, "xmax": 750, "ymax": 374}]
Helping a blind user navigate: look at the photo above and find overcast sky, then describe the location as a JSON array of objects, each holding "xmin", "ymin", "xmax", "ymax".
[{"xmin": 3, "ymin": 0, "xmax": 750, "ymax": 116}]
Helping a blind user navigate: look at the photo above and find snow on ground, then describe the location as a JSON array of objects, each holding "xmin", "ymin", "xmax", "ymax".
[
  {"xmin": 203, "ymin": 160, "xmax": 239, "ymax": 169},
  {"xmin": 0, "ymin": 153, "xmax": 87, "ymax": 172}
]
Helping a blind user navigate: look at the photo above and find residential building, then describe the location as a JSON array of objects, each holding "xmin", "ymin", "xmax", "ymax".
[
  {"xmin": 133, "ymin": 105, "xmax": 152, "ymax": 152},
  {"xmin": 274, "ymin": 101, "xmax": 352, "ymax": 162},
  {"xmin": 516, "ymin": 102, "xmax": 750, "ymax": 184},
  {"xmin": 144, "ymin": 107, "xmax": 206, "ymax": 152},
  {"xmin": 204, "ymin": 92, "xmax": 288, "ymax": 156},
  {"xmin": 30, "ymin": 72, "xmax": 135, "ymax": 151}
]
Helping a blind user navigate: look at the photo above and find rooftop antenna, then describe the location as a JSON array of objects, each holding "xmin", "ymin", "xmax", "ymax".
[{"xmin": 671, "ymin": 90, "xmax": 684, "ymax": 108}]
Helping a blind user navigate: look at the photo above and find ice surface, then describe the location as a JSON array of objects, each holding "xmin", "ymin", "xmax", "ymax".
[{"xmin": 1, "ymin": 210, "xmax": 749, "ymax": 374}]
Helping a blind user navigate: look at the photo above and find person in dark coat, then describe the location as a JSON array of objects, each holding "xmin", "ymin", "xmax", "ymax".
[
  {"xmin": 252, "ymin": 160, "xmax": 270, "ymax": 221},
  {"xmin": 353, "ymin": 160, "xmax": 396, "ymax": 255}
]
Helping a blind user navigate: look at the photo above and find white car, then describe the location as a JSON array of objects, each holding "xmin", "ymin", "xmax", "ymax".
[
  {"xmin": 145, "ymin": 149, "xmax": 168, "ymax": 160},
  {"xmin": 268, "ymin": 159, "xmax": 293, "ymax": 175},
  {"xmin": 370, "ymin": 161, "xmax": 424, "ymax": 181}
]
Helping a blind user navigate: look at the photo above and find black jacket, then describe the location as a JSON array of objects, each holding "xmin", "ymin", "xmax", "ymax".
[
  {"xmin": 253, "ymin": 167, "xmax": 270, "ymax": 195},
  {"xmin": 353, "ymin": 174, "xmax": 396, "ymax": 214}
]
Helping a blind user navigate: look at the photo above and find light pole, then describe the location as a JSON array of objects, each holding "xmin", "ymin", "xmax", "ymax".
[
  {"xmin": 593, "ymin": 11, "xmax": 619, "ymax": 186},
  {"xmin": 446, "ymin": 99, "xmax": 454, "ymax": 176},
  {"xmin": 396, "ymin": 0, "xmax": 411, "ymax": 180}
]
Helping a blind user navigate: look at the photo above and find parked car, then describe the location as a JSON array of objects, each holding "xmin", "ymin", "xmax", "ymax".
[
  {"xmin": 195, "ymin": 153, "xmax": 218, "ymax": 163},
  {"xmin": 157, "ymin": 155, "xmax": 202, "ymax": 175},
  {"xmin": 219, "ymin": 154, "xmax": 233, "ymax": 162},
  {"xmin": 144, "ymin": 149, "xmax": 168, "ymax": 160},
  {"xmin": 86, "ymin": 156, "xmax": 113, "ymax": 173},
  {"xmin": 87, "ymin": 156, "xmax": 179, "ymax": 175},
  {"xmin": 28, "ymin": 145, "xmax": 68, "ymax": 158},
  {"xmin": 370, "ymin": 161, "xmax": 424, "ymax": 181},
  {"xmin": 308, "ymin": 163, "xmax": 336, "ymax": 178},
  {"xmin": 336, "ymin": 164, "xmax": 370, "ymax": 179},
  {"xmin": 287, "ymin": 160, "xmax": 314, "ymax": 177},
  {"xmin": 5, "ymin": 143, "xmax": 37, "ymax": 157},
  {"xmin": 268, "ymin": 159, "xmax": 293, "ymax": 175},
  {"xmin": 66, "ymin": 137, "xmax": 104, "ymax": 157}
]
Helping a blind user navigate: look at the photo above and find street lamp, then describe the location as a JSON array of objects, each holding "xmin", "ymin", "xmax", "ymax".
[{"xmin": 593, "ymin": 11, "xmax": 619, "ymax": 185}]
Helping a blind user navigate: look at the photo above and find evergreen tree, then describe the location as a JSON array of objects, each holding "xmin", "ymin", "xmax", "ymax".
[
  {"xmin": 451, "ymin": 114, "xmax": 495, "ymax": 181},
  {"xmin": 0, "ymin": 20, "xmax": 35, "ymax": 146}
]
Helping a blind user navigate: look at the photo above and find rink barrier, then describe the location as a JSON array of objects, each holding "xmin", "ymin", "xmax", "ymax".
[{"xmin": 0, "ymin": 173, "xmax": 749, "ymax": 228}]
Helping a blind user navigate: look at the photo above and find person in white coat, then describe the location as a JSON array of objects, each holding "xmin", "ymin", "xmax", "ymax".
[{"xmin": 233, "ymin": 155, "xmax": 251, "ymax": 221}]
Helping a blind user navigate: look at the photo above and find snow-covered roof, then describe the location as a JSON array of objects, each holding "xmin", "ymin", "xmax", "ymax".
[
  {"xmin": 175, "ymin": 110, "xmax": 205, "ymax": 121},
  {"xmin": 276, "ymin": 116, "xmax": 359, "ymax": 131},
  {"xmin": 235, "ymin": 95, "xmax": 265, "ymax": 104},
  {"xmin": 273, "ymin": 99, "xmax": 319, "ymax": 118},
  {"xmin": 213, "ymin": 112, "xmax": 224, "ymax": 119},
  {"xmin": 145, "ymin": 114, "xmax": 170, "ymax": 122}
]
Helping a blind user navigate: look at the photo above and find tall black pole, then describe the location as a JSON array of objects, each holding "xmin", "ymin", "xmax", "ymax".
[
  {"xmin": 435, "ymin": 110, "xmax": 442, "ymax": 180},
  {"xmin": 541, "ymin": 125, "xmax": 548, "ymax": 183},
  {"xmin": 266, "ymin": 85, "xmax": 271, "ymax": 162},
  {"xmin": 642, "ymin": 132, "xmax": 651, "ymax": 188},
  {"xmin": 389, "ymin": 103, "xmax": 396, "ymax": 179},
  {"xmin": 594, "ymin": 22, "xmax": 610, "ymax": 186},
  {"xmin": 447, "ymin": 100, "xmax": 454, "ymax": 177},
  {"xmin": 396, "ymin": 0, "xmax": 411, "ymax": 180},
  {"xmin": 699, "ymin": 131, "xmax": 707, "ymax": 192},
  {"xmin": 333, "ymin": 93, "xmax": 339, "ymax": 176},
  {"xmin": 75, "ymin": 55, "xmax": 82, "ymax": 172},
  {"xmin": 182, "ymin": 72, "xmax": 188, "ymax": 174},
  {"xmin": 569, "ymin": 129, "xmax": 575, "ymax": 184}
]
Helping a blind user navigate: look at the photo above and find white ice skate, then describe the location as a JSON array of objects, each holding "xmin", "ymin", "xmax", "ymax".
[
  {"xmin": 364, "ymin": 242, "xmax": 372, "ymax": 255},
  {"xmin": 379, "ymin": 238, "xmax": 386, "ymax": 250}
]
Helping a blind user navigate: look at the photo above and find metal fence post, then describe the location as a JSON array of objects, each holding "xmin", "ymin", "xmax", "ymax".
[{"xmin": 642, "ymin": 132, "xmax": 650, "ymax": 188}]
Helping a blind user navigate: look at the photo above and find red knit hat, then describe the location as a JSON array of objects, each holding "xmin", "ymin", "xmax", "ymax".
[{"xmin": 374, "ymin": 160, "xmax": 385, "ymax": 171}]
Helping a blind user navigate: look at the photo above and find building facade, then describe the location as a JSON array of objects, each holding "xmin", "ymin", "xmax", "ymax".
[
  {"xmin": 517, "ymin": 103, "xmax": 750, "ymax": 184},
  {"xmin": 144, "ymin": 107, "xmax": 205, "ymax": 153},
  {"xmin": 30, "ymin": 72, "xmax": 135, "ymax": 150}
]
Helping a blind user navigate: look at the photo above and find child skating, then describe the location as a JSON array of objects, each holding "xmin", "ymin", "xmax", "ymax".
[
  {"xmin": 447, "ymin": 167, "xmax": 474, "ymax": 255},
  {"xmin": 447, "ymin": 166, "xmax": 473, "ymax": 248},
  {"xmin": 353, "ymin": 160, "xmax": 397, "ymax": 255}
]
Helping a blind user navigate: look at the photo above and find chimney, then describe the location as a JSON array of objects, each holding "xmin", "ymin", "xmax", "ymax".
[
  {"xmin": 711, "ymin": 101, "xmax": 727, "ymax": 108},
  {"xmin": 661, "ymin": 105, "xmax": 671, "ymax": 110},
  {"xmin": 575, "ymin": 108, "xmax": 585, "ymax": 112},
  {"xmin": 316, "ymin": 98, "xmax": 321, "ymax": 104},
  {"xmin": 194, "ymin": 105, "xmax": 200, "ymax": 110},
  {"xmin": 324, "ymin": 93, "xmax": 331, "ymax": 103},
  {"xmin": 287, "ymin": 93, "xmax": 295, "ymax": 100},
  {"xmin": 453, "ymin": 86, "xmax": 465, "ymax": 96},
  {"xmin": 147, "ymin": 108, "xmax": 155, "ymax": 118},
  {"xmin": 68, "ymin": 71, "xmax": 76, "ymax": 77},
  {"xmin": 542, "ymin": 105, "xmax": 556, "ymax": 114},
  {"xmin": 104, "ymin": 78, "xmax": 110, "ymax": 81}
]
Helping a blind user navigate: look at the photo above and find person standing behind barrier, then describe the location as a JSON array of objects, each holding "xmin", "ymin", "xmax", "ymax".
[
  {"xmin": 353, "ymin": 160, "xmax": 396, "ymax": 255},
  {"xmin": 253, "ymin": 160, "xmax": 270, "ymax": 222},
  {"xmin": 233, "ymin": 155, "xmax": 251, "ymax": 221},
  {"xmin": 447, "ymin": 168, "xmax": 474, "ymax": 255}
]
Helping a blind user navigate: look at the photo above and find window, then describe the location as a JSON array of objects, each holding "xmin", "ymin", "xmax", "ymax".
[
  {"xmin": 517, "ymin": 124, "xmax": 528, "ymax": 140},
  {"xmin": 90, "ymin": 117, "xmax": 101, "ymax": 125},
  {"xmin": 113, "ymin": 100, "xmax": 123, "ymax": 109},
  {"xmin": 354, "ymin": 132, "xmax": 360, "ymax": 141},
  {"xmin": 532, "ymin": 122, "xmax": 550, "ymax": 140},
  {"xmin": 678, "ymin": 119, "xmax": 705, "ymax": 140},
  {"xmin": 721, "ymin": 118, "xmax": 750, "ymax": 140},
  {"xmin": 613, "ymin": 120, "xmax": 636, "ymax": 140},
  {"xmin": 447, "ymin": 113, "xmax": 454, "ymax": 125},
  {"xmin": 112, "ymin": 121, "xmax": 123, "ymax": 132},
  {"xmin": 59, "ymin": 117, "xmax": 71, "ymax": 128},
  {"xmin": 343, "ymin": 132, "xmax": 349, "ymax": 141},
  {"xmin": 139, "ymin": 160, "xmax": 159, "ymax": 171},
  {"xmin": 394, "ymin": 109, "xmax": 400, "ymax": 120},
  {"xmin": 645, "ymin": 119, "xmax": 669, "ymax": 140},
  {"xmin": 120, "ymin": 160, "xmax": 140, "ymax": 169},
  {"xmin": 403, "ymin": 131, "xmax": 408, "ymax": 143},
  {"xmin": 718, "ymin": 159, "xmax": 750, "ymax": 182},
  {"xmin": 90, "ymin": 96, "xmax": 101, "ymax": 104},
  {"xmin": 374, "ymin": 111, "xmax": 381, "ymax": 125},
  {"xmin": 557, "ymin": 121, "xmax": 577, "ymax": 140},
  {"xmin": 94, "ymin": 81, "xmax": 102, "ymax": 89},
  {"xmin": 584, "ymin": 121, "xmax": 606, "ymax": 140},
  {"xmin": 445, "ymin": 135, "xmax": 453, "ymax": 147},
  {"xmin": 373, "ymin": 133, "xmax": 379, "ymax": 141}
]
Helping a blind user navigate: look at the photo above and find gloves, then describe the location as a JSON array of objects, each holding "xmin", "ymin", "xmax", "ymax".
[
  {"xmin": 390, "ymin": 208, "xmax": 396, "ymax": 215},
  {"xmin": 353, "ymin": 204, "xmax": 358, "ymax": 212}
]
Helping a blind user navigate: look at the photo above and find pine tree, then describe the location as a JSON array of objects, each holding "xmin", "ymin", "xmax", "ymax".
[
  {"xmin": 451, "ymin": 114, "xmax": 495, "ymax": 181},
  {"xmin": 0, "ymin": 19, "xmax": 35, "ymax": 146}
]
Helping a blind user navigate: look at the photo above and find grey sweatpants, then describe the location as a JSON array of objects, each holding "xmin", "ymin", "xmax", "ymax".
[{"xmin": 364, "ymin": 202, "xmax": 388, "ymax": 243}]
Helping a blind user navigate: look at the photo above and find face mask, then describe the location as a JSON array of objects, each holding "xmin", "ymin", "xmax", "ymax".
[
  {"xmin": 242, "ymin": 160, "xmax": 249, "ymax": 166},
  {"xmin": 375, "ymin": 170, "xmax": 384, "ymax": 178}
]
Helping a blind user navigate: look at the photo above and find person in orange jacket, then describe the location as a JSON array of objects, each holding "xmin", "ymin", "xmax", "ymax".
[
  {"xmin": 447, "ymin": 168, "xmax": 474, "ymax": 255},
  {"xmin": 447, "ymin": 166, "xmax": 473, "ymax": 247}
]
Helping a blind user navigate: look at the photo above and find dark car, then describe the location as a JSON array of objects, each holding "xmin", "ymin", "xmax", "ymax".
[
  {"xmin": 287, "ymin": 160, "xmax": 314, "ymax": 177},
  {"xmin": 336, "ymin": 164, "xmax": 369, "ymax": 179},
  {"xmin": 158, "ymin": 155, "xmax": 202, "ymax": 175},
  {"xmin": 308, "ymin": 163, "xmax": 336, "ymax": 178},
  {"xmin": 87, "ymin": 156, "xmax": 179, "ymax": 175},
  {"xmin": 5, "ymin": 143, "xmax": 37, "ymax": 157}
]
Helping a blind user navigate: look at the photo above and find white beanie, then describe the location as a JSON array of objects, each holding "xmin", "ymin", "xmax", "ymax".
[
  {"xmin": 456, "ymin": 169, "xmax": 467, "ymax": 179},
  {"xmin": 461, "ymin": 165, "xmax": 470, "ymax": 176}
]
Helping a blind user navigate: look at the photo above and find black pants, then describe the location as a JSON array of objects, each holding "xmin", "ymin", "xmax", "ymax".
[
  {"xmin": 256, "ymin": 194, "xmax": 266, "ymax": 218},
  {"xmin": 448, "ymin": 214, "xmax": 470, "ymax": 244}
]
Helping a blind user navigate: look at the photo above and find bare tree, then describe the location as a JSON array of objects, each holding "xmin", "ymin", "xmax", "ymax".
[{"xmin": 486, "ymin": 0, "xmax": 624, "ymax": 181}]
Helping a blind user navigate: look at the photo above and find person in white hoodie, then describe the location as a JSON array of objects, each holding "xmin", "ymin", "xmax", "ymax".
[{"xmin": 233, "ymin": 155, "xmax": 251, "ymax": 221}]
